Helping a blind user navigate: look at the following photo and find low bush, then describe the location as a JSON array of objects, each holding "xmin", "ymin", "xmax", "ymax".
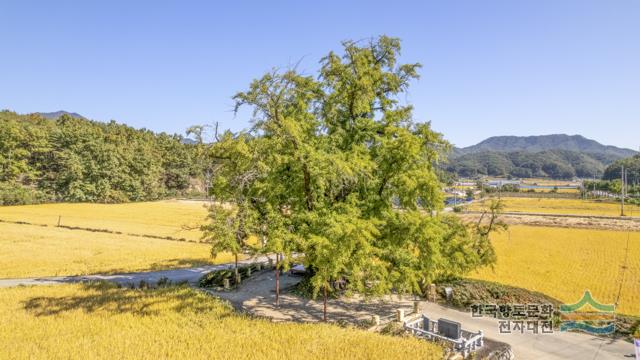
[
  {"xmin": 199, "ymin": 263, "xmax": 262, "ymax": 288},
  {"xmin": 0, "ymin": 182, "xmax": 49, "ymax": 205}
]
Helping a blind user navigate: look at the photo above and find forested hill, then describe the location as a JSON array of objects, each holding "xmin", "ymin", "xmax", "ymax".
[
  {"xmin": 454, "ymin": 134, "xmax": 637, "ymax": 158},
  {"xmin": 603, "ymin": 154, "xmax": 640, "ymax": 185},
  {"xmin": 446, "ymin": 135, "xmax": 637, "ymax": 179},
  {"xmin": 0, "ymin": 110, "xmax": 201, "ymax": 204}
]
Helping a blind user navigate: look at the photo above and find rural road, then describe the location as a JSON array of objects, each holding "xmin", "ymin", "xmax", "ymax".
[
  {"xmin": 1, "ymin": 261, "xmax": 635, "ymax": 359},
  {"xmin": 419, "ymin": 302, "xmax": 635, "ymax": 360},
  {"xmin": 0, "ymin": 256, "xmax": 272, "ymax": 288}
]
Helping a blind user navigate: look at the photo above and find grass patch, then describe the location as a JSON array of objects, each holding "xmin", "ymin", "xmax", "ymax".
[{"xmin": 0, "ymin": 283, "xmax": 442, "ymax": 359}]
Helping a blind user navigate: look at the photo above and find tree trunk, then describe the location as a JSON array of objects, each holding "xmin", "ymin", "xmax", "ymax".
[
  {"xmin": 275, "ymin": 254, "xmax": 280, "ymax": 306},
  {"xmin": 234, "ymin": 254, "xmax": 239, "ymax": 287},
  {"xmin": 323, "ymin": 285, "xmax": 328, "ymax": 322}
]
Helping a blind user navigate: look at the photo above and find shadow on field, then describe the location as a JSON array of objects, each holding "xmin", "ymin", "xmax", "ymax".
[{"xmin": 21, "ymin": 282, "xmax": 231, "ymax": 318}]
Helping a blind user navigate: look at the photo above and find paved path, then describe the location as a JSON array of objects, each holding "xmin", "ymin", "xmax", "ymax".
[
  {"xmin": 0, "ymin": 256, "xmax": 272, "ymax": 288},
  {"xmin": 419, "ymin": 302, "xmax": 634, "ymax": 360}
]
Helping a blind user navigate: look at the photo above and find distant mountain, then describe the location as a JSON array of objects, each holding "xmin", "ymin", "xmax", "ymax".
[
  {"xmin": 446, "ymin": 134, "xmax": 638, "ymax": 179},
  {"xmin": 36, "ymin": 111, "xmax": 86, "ymax": 120},
  {"xmin": 454, "ymin": 134, "xmax": 637, "ymax": 159}
]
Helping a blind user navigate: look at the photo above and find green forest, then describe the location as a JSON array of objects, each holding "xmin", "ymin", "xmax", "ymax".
[
  {"xmin": 0, "ymin": 110, "xmax": 201, "ymax": 205},
  {"xmin": 446, "ymin": 149, "xmax": 618, "ymax": 179}
]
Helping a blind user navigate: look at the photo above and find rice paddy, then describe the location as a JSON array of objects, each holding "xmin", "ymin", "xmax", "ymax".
[
  {"xmin": 0, "ymin": 283, "xmax": 442, "ymax": 360},
  {"xmin": 470, "ymin": 225, "xmax": 640, "ymax": 316},
  {"xmin": 469, "ymin": 197, "xmax": 640, "ymax": 217},
  {"xmin": 0, "ymin": 222, "xmax": 229, "ymax": 278},
  {"xmin": 0, "ymin": 200, "xmax": 210, "ymax": 241}
]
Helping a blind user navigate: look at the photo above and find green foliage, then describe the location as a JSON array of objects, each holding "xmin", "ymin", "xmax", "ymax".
[
  {"xmin": 500, "ymin": 183, "xmax": 520, "ymax": 193},
  {"xmin": 433, "ymin": 278, "xmax": 561, "ymax": 310},
  {"xmin": 0, "ymin": 182, "xmax": 49, "ymax": 205},
  {"xmin": 584, "ymin": 179, "xmax": 640, "ymax": 196},
  {"xmin": 199, "ymin": 263, "xmax": 262, "ymax": 287},
  {"xmin": 603, "ymin": 155, "xmax": 640, "ymax": 185},
  {"xmin": 0, "ymin": 110, "xmax": 199, "ymax": 203},
  {"xmin": 206, "ymin": 36, "xmax": 500, "ymax": 303},
  {"xmin": 200, "ymin": 131, "xmax": 273, "ymax": 265}
]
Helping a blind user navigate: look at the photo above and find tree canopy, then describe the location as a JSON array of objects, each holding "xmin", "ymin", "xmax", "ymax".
[{"xmin": 206, "ymin": 37, "xmax": 499, "ymax": 306}]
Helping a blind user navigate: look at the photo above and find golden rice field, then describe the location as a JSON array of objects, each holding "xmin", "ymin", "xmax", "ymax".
[
  {"xmin": 470, "ymin": 225, "xmax": 640, "ymax": 316},
  {"xmin": 469, "ymin": 197, "xmax": 640, "ymax": 217},
  {"xmin": 0, "ymin": 200, "xmax": 210, "ymax": 241},
  {"xmin": 0, "ymin": 222, "xmax": 230, "ymax": 278},
  {"xmin": 0, "ymin": 283, "xmax": 442, "ymax": 360}
]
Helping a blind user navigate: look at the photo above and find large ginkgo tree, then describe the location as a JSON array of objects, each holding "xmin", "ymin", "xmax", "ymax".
[{"xmin": 206, "ymin": 36, "xmax": 501, "ymax": 320}]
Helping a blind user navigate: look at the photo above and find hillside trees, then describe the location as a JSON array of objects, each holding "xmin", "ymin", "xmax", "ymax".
[
  {"xmin": 208, "ymin": 36, "xmax": 501, "ymax": 320},
  {"xmin": 446, "ymin": 149, "xmax": 609, "ymax": 179},
  {"xmin": 603, "ymin": 155, "xmax": 640, "ymax": 185},
  {"xmin": 0, "ymin": 110, "xmax": 199, "ymax": 204}
]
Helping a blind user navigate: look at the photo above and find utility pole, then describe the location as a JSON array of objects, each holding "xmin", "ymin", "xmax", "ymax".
[{"xmin": 621, "ymin": 165, "xmax": 625, "ymax": 217}]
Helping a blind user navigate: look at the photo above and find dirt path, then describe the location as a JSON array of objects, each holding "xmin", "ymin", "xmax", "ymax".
[
  {"xmin": 461, "ymin": 212, "xmax": 640, "ymax": 231},
  {"xmin": 206, "ymin": 271, "xmax": 415, "ymax": 323}
]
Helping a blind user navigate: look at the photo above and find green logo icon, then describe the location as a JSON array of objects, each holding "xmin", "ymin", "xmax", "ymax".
[{"xmin": 560, "ymin": 291, "xmax": 615, "ymax": 334}]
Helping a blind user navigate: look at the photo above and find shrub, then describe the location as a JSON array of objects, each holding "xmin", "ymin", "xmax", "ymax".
[
  {"xmin": 0, "ymin": 182, "xmax": 49, "ymax": 205},
  {"xmin": 199, "ymin": 263, "xmax": 262, "ymax": 288}
]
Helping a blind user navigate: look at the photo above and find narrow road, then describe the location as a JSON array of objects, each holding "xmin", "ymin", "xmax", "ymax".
[
  {"xmin": 419, "ymin": 302, "xmax": 634, "ymax": 360},
  {"xmin": 0, "ymin": 256, "xmax": 271, "ymax": 288}
]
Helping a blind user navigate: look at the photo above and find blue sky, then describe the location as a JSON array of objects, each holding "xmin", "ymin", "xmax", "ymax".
[{"xmin": 1, "ymin": 0, "xmax": 638, "ymax": 149}]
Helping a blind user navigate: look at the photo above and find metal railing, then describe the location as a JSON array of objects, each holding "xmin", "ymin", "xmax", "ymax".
[{"xmin": 404, "ymin": 315, "xmax": 483, "ymax": 359}]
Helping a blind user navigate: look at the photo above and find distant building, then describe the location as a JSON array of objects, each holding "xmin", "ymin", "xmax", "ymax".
[{"xmin": 486, "ymin": 179, "xmax": 520, "ymax": 188}]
